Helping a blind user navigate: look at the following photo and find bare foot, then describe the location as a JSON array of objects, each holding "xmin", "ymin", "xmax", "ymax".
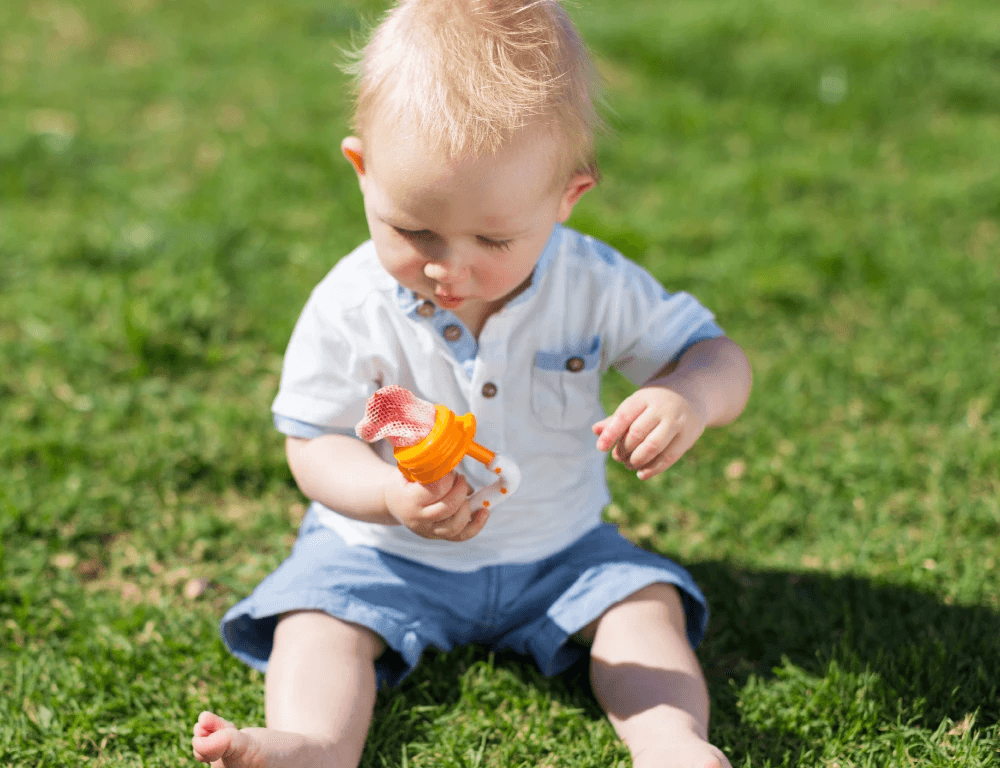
[
  {"xmin": 631, "ymin": 732, "xmax": 732, "ymax": 768},
  {"xmin": 191, "ymin": 711, "xmax": 339, "ymax": 768}
]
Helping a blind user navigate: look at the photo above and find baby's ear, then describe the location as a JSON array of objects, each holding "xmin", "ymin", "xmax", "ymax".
[
  {"xmin": 557, "ymin": 172, "xmax": 597, "ymax": 222},
  {"xmin": 341, "ymin": 136, "xmax": 365, "ymax": 177}
]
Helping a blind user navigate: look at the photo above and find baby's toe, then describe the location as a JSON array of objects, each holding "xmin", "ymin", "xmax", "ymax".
[
  {"xmin": 192, "ymin": 712, "xmax": 238, "ymax": 762},
  {"xmin": 195, "ymin": 711, "xmax": 234, "ymax": 735}
]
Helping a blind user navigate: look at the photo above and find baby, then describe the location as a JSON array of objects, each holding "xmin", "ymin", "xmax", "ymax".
[{"xmin": 192, "ymin": 1, "xmax": 751, "ymax": 766}]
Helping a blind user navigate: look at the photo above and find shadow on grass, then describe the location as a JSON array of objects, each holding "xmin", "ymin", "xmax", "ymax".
[
  {"xmin": 364, "ymin": 560, "xmax": 999, "ymax": 766},
  {"xmin": 690, "ymin": 561, "xmax": 1000, "ymax": 763},
  {"xmin": 691, "ymin": 561, "xmax": 999, "ymax": 715}
]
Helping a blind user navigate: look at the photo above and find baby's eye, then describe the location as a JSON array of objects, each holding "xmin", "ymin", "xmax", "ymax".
[
  {"xmin": 477, "ymin": 236, "xmax": 512, "ymax": 252},
  {"xmin": 393, "ymin": 226, "xmax": 436, "ymax": 242}
]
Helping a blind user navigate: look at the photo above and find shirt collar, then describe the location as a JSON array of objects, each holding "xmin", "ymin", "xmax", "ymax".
[{"xmin": 503, "ymin": 223, "xmax": 560, "ymax": 310}]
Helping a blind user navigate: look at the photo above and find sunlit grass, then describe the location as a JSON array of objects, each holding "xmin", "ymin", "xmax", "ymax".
[{"xmin": 1, "ymin": 0, "xmax": 998, "ymax": 765}]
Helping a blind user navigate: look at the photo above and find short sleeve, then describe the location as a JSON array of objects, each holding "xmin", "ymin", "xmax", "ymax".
[
  {"xmin": 590, "ymin": 242, "xmax": 724, "ymax": 385},
  {"xmin": 675, "ymin": 318, "xmax": 726, "ymax": 358},
  {"xmin": 273, "ymin": 414, "xmax": 355, "ymax": 439},
  {"xmin": 270, "ymin": 285, "xmax": 389, "ymax": 435}
]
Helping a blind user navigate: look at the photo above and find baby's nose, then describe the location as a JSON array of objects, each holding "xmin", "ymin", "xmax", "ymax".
[{"xmin": 423, "ymin": 258, "xmax": 468, "ymax": 284}]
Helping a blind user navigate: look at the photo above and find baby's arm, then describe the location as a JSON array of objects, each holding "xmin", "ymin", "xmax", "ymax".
[
  {"xmin": 593, "ymin": 336, "xmax": 752, "ymax": 480},
  {"xmin": 286, "ymin": 435, "xmax": 487, "ymax": 540}
]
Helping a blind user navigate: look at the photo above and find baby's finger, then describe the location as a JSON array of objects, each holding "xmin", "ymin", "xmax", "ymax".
[
  {"xmin": 623, "ymin": 418, "xmax": 680, "ymax": 469},
  {"xmin": 443, "ymin": 473, "xmax": 470, "ymax": 509},
  {"xmin": 613, "ymin": 408, "xmax": 664, "ymax": 464},
  {"xmin": 449, "ymin": 506, "xmax": 490, "ymax": 542},
  {"xmin": 418, "ymin": 472, "xmax": 459, "ymax": 504},
  {"xmin": 419, "ymin": 474, "xmax": 469, "ymax": 523},
  {"xmin": 431, "ymin": 498, "xmax": 475, "ymax": 539},
  {"xmin": 634, "ymin": 449, "xmax": 675, "ymax": 480},
  {"xmin": 635, "ymin": 426, "xmax": 699, "ymax": 480},
  {"xmin": 596, "ymin": 397, "xmax": 648, "ymax": 453}
]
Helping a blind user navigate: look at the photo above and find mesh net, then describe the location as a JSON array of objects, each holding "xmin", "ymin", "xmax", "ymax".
[{"xmin": 355, "ymin": 385, "xmax": 437, "ymax": 448}]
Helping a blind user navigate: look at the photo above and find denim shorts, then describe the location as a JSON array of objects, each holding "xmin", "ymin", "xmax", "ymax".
[{"xmin": 220, "ymin": 506, "xmax": 708, "ymax": 689}]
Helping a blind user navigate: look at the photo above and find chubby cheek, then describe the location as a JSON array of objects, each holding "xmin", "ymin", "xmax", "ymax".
[
  {"xmin": 371, "ymin": 231, "xmax": 426, "ymax": 289},
  {"xmin": 364, "ymin": 204, "xmax": 423, "ymax": 289},
  {"xmin": 491, "ymin": 241, "xmax": 546, "ymax": 294},
  {"xmin": 484, "ymin": 262, "xmax": 529, "ymax": 297}
]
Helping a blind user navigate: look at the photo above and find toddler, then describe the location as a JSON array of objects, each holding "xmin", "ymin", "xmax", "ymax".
[{"xmin": 192, "ymin": 1, "xmax": 751, "ymax": 766}]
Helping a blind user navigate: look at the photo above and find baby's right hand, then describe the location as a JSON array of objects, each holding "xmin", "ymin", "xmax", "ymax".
[{"xmin": 383, "ymin": 470, "xmax": 489, "ymax": 542}]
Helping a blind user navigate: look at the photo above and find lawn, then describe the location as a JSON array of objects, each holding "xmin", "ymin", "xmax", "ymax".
[{"xmin": 1, "ymin": 0, "xmax": 998, "ymax": 765}]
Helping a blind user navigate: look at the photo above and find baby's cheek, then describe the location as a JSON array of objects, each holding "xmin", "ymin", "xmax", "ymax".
[
  {"xmin": 488, "ymin": 257, "xmax": 535, "ymax": 297},
  {"xmin": 376, "ymin": 245, "xmax": 424, "ymax": 286}
]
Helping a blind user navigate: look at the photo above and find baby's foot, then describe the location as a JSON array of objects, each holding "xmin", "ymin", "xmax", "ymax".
[
  {"xmin": 192, "ymin": 712, "xmax": 252, "ymax": 767},
  {"xmin": 191, "ymin": 711, "xmax": 335, "ymax": 768},
  {"xmin": 631, "ymin": 732, "xmax": 732, "ymax": 768}
]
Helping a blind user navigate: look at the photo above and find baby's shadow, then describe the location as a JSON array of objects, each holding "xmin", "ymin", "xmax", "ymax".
[
  {"xmin": 688, "ymin": 560, "xmax": 1000, "ymax": 759},
  {"xmin": 366, "ymin": 560, "xmax": 999, "ymax": 765}
]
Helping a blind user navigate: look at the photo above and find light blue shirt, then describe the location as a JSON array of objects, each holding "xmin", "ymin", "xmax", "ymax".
[{"xmin": 272, "ymin": 225, "xmax": 723, "ymax": 571}]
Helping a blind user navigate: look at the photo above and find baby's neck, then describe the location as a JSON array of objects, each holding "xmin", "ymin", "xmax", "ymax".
[
  {"xmin": 470, "ymin": 273, "xmax": 534, "ymax": 337},
  {"xmin": 454, "ymin": 300, "xmax": 498, "ymax": 340}
]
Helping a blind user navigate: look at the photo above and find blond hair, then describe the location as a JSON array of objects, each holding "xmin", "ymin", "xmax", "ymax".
[{"xmin": 344, "ymin": 0, "xmax": 601, "ymax": 180}]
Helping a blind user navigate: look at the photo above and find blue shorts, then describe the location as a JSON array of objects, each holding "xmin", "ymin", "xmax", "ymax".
[{"xmin": 221, "ymin": 507, "xmax": 708, "ymax": 689}]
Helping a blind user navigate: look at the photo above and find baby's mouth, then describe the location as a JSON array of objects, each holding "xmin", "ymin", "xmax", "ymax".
[
  {"xmin": 436, "ymin": 294, "xmax": 464, "ymax": 309},
  {"xmin": 434, "ymin": 288, "xmax": 465, "ymax": 308}
]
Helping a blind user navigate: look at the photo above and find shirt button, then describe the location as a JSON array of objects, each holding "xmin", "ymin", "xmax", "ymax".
[
  {"xmin": 565, "ymin": 356, "xmax": 585, "ymax": 372},
  {"xmin": 417, "ymin": 301, "xmax": 435, "ymax": 318},
  {"xmin": 443, "ymin": 324, "xmax": 462, "ymax": 342},
  {"xmin": 481, "ymin": 382, "xmax": 498, "ymax": 398}
]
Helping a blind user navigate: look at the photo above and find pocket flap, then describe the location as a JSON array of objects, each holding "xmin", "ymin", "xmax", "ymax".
[{"xmin": 533, "ymin": 335, "xmax": 601, "ymax": 373}]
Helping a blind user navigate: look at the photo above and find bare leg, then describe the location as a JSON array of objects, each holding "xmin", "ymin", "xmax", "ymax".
[
  {"xmin": 582, "ymin": 583, "xmax": 731, "ymax": 768},
  {"xmin": 192, "ymin": 611, "xmax": 385, "ymax": 768}
]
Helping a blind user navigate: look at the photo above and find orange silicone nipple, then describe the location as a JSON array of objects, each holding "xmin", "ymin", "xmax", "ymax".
[{"xmin": 392, "ymin": 404, "xmax": 496, "ymax": 484}]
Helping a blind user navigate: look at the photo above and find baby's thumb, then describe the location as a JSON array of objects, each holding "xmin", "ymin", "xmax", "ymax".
[{"xmin": 421, "ymin": 471, "xmax": 460, "ymax": 502}]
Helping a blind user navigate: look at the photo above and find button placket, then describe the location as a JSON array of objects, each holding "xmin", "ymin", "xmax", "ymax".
[{"xmin": 471, "ymin": 325, "xmax": 506, "ymax": 452}]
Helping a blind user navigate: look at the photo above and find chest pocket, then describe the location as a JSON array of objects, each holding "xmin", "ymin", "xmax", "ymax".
[{"xmin": 530, "ymin": 336, "xmax": 603, "ymax": 430}]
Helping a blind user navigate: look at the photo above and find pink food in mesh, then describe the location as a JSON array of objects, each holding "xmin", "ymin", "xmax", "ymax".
[{"xmin": 355, "ymin": 385, "xmax": 437, "ymax": 448}]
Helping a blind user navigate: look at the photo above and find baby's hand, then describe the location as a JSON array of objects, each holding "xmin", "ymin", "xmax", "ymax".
[
  {"xmin": 383, "ymin": 470, "xmax": 488, "ymax": 541},
  {"xmin": 593, "ymin": 385, "xmax": 707, "ymax": 480}
]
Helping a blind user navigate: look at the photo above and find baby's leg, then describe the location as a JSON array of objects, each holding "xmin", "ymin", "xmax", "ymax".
[
  {"xmin": 583, "ymin": 583, "xmax": 731, "ymax": 768},
  {"xmin": 192, "ymin": 610, "xmax": 385, "ymax": 768}
]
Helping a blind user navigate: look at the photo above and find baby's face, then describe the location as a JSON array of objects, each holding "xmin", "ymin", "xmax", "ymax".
[{"xmin": 344, "ymin": 123, "xmax": 593, "ymax": 331}]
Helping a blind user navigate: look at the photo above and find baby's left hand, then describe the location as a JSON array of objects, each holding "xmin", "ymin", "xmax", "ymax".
[{"xmin": 593, "ymin": 385, "xmax": 707, "ymax": 480}]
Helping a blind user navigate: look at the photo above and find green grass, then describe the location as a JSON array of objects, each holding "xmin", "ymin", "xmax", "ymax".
[{"xmin": 1, "ymin": 0, "xmax": 998, "ymax": 765}]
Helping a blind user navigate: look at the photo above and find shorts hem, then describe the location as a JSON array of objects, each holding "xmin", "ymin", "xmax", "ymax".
[
  {"xmin": 220, "ymin": 588, "xmax": 427, "ymax": 687},
  {"xmin": 538, "ymin": 570, "xmax": 709, "ymax": 677}
]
